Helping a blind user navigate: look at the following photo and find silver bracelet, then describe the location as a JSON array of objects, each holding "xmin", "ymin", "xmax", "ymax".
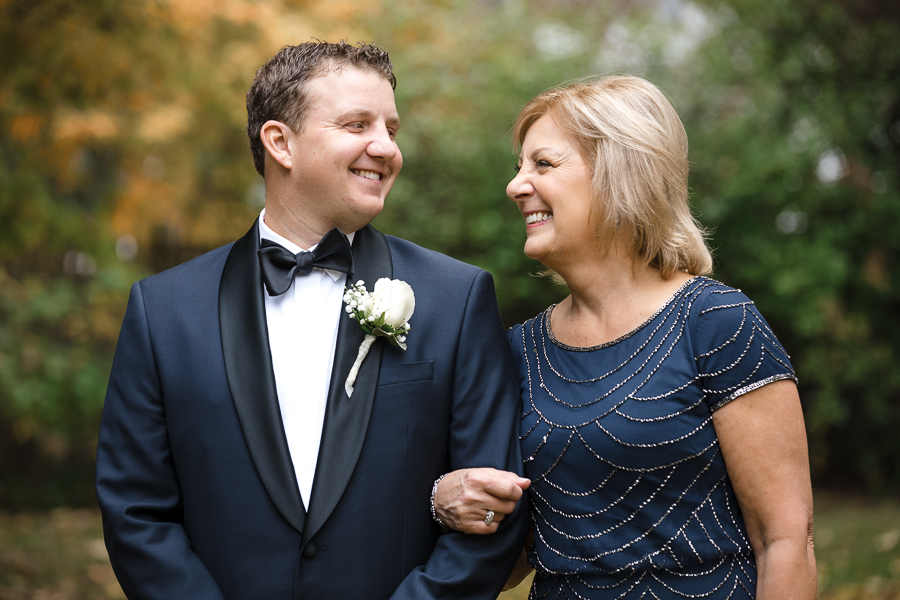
[{"xmin": 430, "ymin": 473, "xmax": 450, "ymax": 532}]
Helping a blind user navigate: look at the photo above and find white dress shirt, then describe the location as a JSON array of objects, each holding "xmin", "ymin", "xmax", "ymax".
[{"xmin": 258, "ymin": 209, "xmax": 354, "ymax": 507}]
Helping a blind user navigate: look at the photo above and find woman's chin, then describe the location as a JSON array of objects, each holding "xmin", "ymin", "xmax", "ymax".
[
  {"xmin": 523, "ymin": 247, "xmax": 548, "ymax": 264},
  {"xmin": 523, "ymin": 238, "xmax": 551, "ymax": 262},
  {"xmin": 525, "ymin": 242, "xmax": 569, "ymax": 271}
]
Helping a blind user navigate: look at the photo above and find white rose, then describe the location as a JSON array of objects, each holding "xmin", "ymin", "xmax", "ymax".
[{"xmin": 372, "ymin": 278, "xmax": 416, "ymax": 327}]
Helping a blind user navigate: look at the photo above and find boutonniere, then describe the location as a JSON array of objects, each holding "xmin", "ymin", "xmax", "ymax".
[{"xmin": 343, "ymin": 278, "xmax": 415, "ymax": 397}]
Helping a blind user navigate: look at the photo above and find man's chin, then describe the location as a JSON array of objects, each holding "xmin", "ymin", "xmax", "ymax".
[{"xmin": 338, "ymin": 207, "xmax": 384, "ymax": 234}]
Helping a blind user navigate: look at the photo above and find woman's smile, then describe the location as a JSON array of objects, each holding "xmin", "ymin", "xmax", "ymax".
[{"xmin": 524, "ymin": 211, "xmax": 553, "ymax": 227}]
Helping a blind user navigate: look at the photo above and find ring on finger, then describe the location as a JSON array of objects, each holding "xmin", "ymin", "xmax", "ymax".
[{"xmin": 484, "ymin": 510, "xmax": 495, "ymax": 525}]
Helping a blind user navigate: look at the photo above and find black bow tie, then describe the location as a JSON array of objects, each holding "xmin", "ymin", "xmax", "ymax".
[{"xmin": 257, "ymin": 228, "xmax": 354, "ymax": 296}]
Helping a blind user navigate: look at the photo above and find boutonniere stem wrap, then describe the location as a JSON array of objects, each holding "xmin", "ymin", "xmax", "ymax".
[{"xmin": 343, "ymin": 278, "xmax": 415, "ymax": 397}]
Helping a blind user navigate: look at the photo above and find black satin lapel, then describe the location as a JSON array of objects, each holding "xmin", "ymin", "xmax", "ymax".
[
  {"xmin": 219, "ymin": 221, "xmax": 306, "ymax": 533},
  {"xmin": 303, "ymin": 225, "xmax": 392, "ymax": 544}
]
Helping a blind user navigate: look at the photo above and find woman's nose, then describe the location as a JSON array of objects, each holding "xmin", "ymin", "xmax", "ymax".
[{"xmin": 506, "ymin": 170, "xmax": 532, "ymax": 202}]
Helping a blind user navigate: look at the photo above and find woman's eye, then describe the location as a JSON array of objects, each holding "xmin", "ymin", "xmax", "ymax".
[
  {"xmin": 514, "ymin": 164, "xmax": 522, "ymax": 173},
  {"xmin": 537, "ymin": 160, "xmax": 553, "ymax": 168}
]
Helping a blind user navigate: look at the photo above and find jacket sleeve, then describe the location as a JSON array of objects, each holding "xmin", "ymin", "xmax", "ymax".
[
  {"xmin": 389, "ymin": 269, "xmax": 529, "ymax": 600},
  {"xmin": 95, "ymin": 282, "xmax": 226, "ymax": 600}
]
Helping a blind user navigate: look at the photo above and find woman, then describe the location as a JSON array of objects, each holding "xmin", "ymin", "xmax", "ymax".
[{"xmin": 432, "ymin": 76, "xmax": 816, "ymax": 598}]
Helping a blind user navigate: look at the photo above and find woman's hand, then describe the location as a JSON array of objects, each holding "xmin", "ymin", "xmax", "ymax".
[
  {"xmin": 434, "ymin": 468, "xmax": 531, "ymax": 534},
  {"xmin": 713, "ymin": 379, "xmax": 816, "ymax": 599}
]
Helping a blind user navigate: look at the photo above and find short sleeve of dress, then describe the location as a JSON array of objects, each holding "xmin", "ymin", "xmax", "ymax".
[{"xmin": 692, "ymin": 285, "xmax": 797, "ymax": 411}]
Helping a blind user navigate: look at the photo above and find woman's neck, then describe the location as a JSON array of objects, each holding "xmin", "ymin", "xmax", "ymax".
[{"xmin": 549, "ymin": 246, "xmax": 692, "ymax": 348}]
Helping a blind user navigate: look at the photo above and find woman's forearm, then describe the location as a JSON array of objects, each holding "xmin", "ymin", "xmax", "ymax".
[
  {"xmin": 712, "ymin": 381, "xmax": 816, "ymax": 600},
  {"xmin": 753, "ymin": 534, "xmax": 816, "ymax": 600}
]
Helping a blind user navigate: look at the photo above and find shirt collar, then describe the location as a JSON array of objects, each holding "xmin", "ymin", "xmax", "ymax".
[{"xmin": 258, "ymin": 208, "xmax": 356, "ymax": 283}]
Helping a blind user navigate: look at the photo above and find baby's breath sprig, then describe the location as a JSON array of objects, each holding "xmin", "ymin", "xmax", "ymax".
[{"xmin": 343, "ymin": 280, "xmax": 411, "ymax": 349}]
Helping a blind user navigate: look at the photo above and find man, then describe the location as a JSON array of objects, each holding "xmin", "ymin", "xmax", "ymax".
[{"xmin": 95, "ymin": 41, "xmax": 528, "ymax": 599}]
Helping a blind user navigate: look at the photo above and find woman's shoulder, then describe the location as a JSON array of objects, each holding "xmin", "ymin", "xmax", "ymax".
[
  {"xmin": 687, "ymin": 277, "xmax": 788, "ymax": 337},
  {"xmin": 683, "ymin": 276, "xmax": 752, "ymax": 309},
  {"xmin": 678, "ymin": 276, "xmax": 759, "ymax": 328},
  {"xmin": 506, "ymin": 308, "xmax": 551, "ymax": 347},
  {"xmin": 683, "ymin": 276, "xmax": 760, "ymax": 337},
  {"xmin": 684, "ymin": 276, "xmax": 790, "ymax": 358},
  {"xmin": 687, "ymin": 277, "xmax": 795, "ymax": 409}
]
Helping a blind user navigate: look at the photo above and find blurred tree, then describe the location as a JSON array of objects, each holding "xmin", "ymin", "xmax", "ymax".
[
  {"xmin": 0, "ymin": 0, "xmax": 361, "ymax": 507},
  {"xmin": 1, "ymin": 0, "xmax": 897, "ymax": 507},
  {"xmin": 679, "ymin": 0, "xmax": 900, "ymax": 490},
  {"xmin": 0, "ymin": 0, "xmax": 167, "ymax": 506}
]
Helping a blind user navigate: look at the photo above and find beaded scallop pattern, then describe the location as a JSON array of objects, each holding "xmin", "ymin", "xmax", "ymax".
[{"xmin": 511, "ymin": 277, "xmax": 796, "ymax": 600}]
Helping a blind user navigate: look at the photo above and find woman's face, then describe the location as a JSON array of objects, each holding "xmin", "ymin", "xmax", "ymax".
[{"xmin": 507, "ymin": 114, "xmax": 596, "ymax": 267}]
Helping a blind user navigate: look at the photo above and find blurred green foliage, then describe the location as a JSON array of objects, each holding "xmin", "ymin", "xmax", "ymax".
[
  {"xmin": 0, "ymin": 0, "xmax": 897, "ymax": 508},
  {"xmin": 681, "ymin": 0, "xmax": 900, "ymax": 490}
]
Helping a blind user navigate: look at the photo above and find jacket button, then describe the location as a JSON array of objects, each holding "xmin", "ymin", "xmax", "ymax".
[{"xmin": 302, "ymin": 543, "xmax": 317, "ymax": 559}]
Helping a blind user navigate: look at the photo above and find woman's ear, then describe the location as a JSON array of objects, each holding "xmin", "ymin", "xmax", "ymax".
[{"xmin": 259, "ymin": 120, "xmax": 294, "ymax": 170}]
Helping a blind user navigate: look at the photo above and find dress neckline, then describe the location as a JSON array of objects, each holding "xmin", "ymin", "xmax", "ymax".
[{"xmin": 545, "ymin": 276, "xmax": 701, "ymax": 352}]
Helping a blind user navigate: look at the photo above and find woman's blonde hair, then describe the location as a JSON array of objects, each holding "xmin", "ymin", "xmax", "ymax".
[{"xmin": 513, "ymin": 75, "xmax": 712, "ymax": 278}]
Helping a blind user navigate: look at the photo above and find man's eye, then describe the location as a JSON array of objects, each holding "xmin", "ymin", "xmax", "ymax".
[{"xmin": 348, "ymin": 122, "xmax": 365, "ymax": 130}]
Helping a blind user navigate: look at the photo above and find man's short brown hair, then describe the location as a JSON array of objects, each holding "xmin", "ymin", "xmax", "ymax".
[{"xmin": 246, "ymin": 40, "xmax": 396, "ymax": 177}]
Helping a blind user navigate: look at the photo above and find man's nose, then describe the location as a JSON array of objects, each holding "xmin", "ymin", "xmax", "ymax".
[{"xmin": 366, "ymin": 124, "xmax": 398, "ymax": 160}]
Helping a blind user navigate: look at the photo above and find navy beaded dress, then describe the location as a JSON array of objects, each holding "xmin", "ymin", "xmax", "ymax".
[{"xmin": 509, "ymin": 277, "xmax": 796, "ymax": 599}]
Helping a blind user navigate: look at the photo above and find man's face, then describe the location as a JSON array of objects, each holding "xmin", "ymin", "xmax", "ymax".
[{"xmin": 286, "ymin": 66, "xmax": 402, "ymax": 233}]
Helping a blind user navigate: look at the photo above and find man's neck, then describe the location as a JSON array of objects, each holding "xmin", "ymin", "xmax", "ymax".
[
  {"xmin": 262, "ymin": 204, "xmax": 324, "ymax": 250},
  {"xmin": 259, "ymin": 208, "xmax": 357, "ymax": 254}
]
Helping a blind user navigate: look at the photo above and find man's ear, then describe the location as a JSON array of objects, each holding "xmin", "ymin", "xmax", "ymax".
[{"xmin": 260, "ymin": 120, "xmax": 294, "ymax": 170}]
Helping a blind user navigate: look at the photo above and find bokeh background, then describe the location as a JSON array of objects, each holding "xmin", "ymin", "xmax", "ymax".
[{"xmin": 1, "ymin": 0, "xmax": 898, "ymax": 597}]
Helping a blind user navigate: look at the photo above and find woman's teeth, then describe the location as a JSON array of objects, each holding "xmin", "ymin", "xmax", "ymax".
[{"xmin": 526, "ymin": 212, "xmax": 551, "ymax": 224}]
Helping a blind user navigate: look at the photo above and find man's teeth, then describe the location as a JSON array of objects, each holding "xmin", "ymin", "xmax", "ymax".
[
  {"xmin": 526, "ymin": 212, "xmax": 552, "ymax": 224},
  {"xmin": 352, "ymin": 169, "xmax": 382, "ymax": 181}
]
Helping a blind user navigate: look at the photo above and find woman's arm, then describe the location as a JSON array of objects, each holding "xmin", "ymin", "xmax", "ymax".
[{"xmin": 712, "ymin": 379, "xmax": 816, "ymax": 600}]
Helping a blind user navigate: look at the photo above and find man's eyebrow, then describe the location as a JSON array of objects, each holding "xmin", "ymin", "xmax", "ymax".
[{"xmin": 337, "ymin": 108, "xmax": 401, "ymax": 128}]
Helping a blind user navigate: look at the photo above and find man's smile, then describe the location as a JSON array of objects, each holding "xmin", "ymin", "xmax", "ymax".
[{"xmin": 351, "ymin": 169, "xmax": 383, "ymax": 181}]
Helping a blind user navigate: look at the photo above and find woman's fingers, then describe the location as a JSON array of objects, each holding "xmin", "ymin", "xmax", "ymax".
[
  {"xmin": 470, "ymin": 468, "xmax": 531, "ymax": 501},
  {"xmin": 460, "ymin": 504, "xmax": 505, "ymax": 534}
]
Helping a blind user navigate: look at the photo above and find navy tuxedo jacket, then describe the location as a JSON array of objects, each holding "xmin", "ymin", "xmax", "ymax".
[{"xmin": 96, "ymin": 222, "xmax": 528, "ymax": 600}]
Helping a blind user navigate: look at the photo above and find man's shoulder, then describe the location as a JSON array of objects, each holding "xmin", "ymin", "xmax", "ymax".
[
  {"xmin": 385, "ymin": 235, "xmax": 483, "ymax": 279},
  {"xmin": 137, "ymin": 242, "xmax": 236, "ymax": 296}
]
